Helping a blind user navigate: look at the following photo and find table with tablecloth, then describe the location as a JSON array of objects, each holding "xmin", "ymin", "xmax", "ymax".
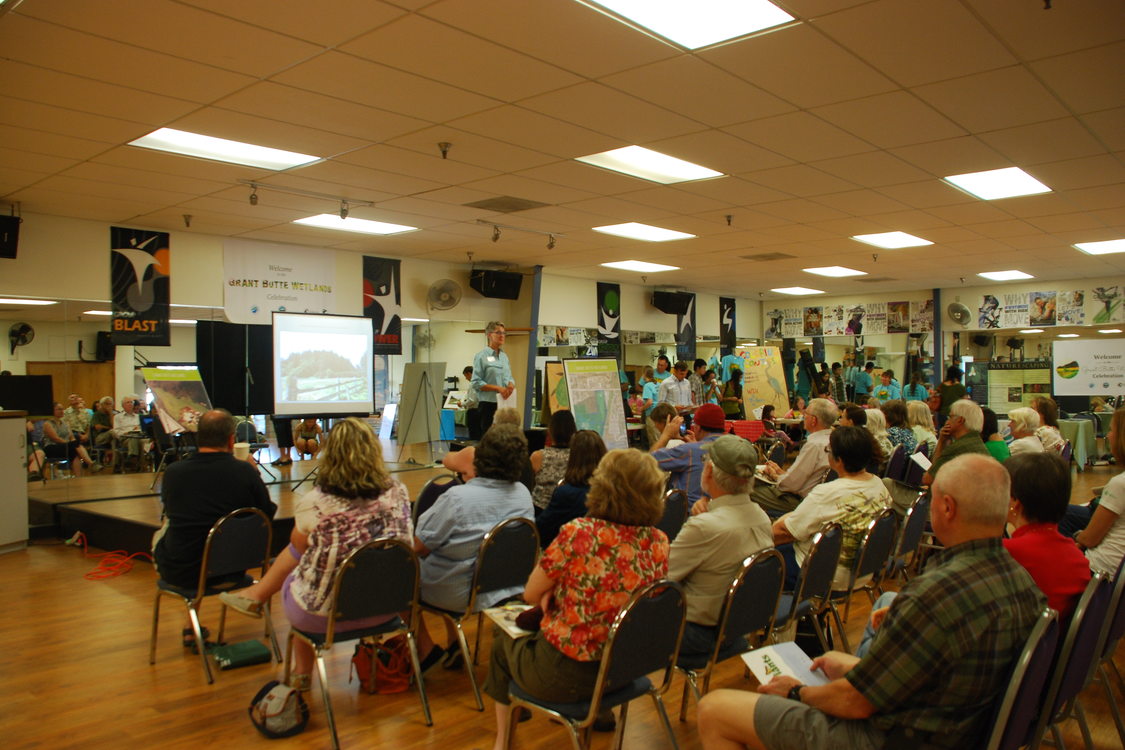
[{"xmin": 1060, "ymin": 418, "xmax": 1096, "ymax": 471}]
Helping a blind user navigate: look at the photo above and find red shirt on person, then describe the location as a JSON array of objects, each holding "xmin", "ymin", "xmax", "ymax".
[{"xmin": 1003, "ymin": 522, "xmax": 1091, "ymax": 618}]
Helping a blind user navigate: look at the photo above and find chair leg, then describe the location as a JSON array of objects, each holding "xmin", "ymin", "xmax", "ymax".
[
  {"xmin": 283, "ymin": 631, "xmax": 295, "ymax": 685},
  {"xmin": 650, "ymin": 692, "xmax": 681, "ymax": 750},
  {"xmin": 315, "ymin": 649, "xmax": 341, "ymax": 750},
  {"xmin": 612, "ymin": 702, "xmax": 629, "ymax": 750},
  {"xmin": 842, "ymin": 594, "xmax": 853, "ymax": 626},
  {"xmin": 262, "ymin": 601, "xmax": 282, "ymax": 662},
  {"xmin": 474, "ymin": 611, "xmax": 484, "ymax": 665},
  {"xmin": 216, "ymin": 600, "xmax": 228, "ymax": 644},
  {"xmin": 149, "ymin": 590, "xmax": 163, "ymax": 664},
  {"xmin": 678, "ymin": 673, "xmax": 692, "ymax": 722},
  {"xmin": 453, "ymin": 619, "xmax": 484, "ymax": 711},
  {"xmin": 405, "ymin": 631, "xmax": 434, "ymax": 726},
  {"xmin": 1050, "ymin": 721, "xmax": 1066, "ymax": 749},
  {"xmin": 186, "ymin": 604, "xmax": 213, "ymax": 684},
  {"xmin": 1073, "ymin": 699, "xmax": 1094, "ymax": 750},
  {"xmin": 827, "ymin": 602, "xmax": 851, "ymax": 654},
  {"xmin": 809, "ymin": 614, "xmax": 830, "ymax": 655},
  {"xmin": 1098, "ymin": 665, "xmax": 1125, "ymax": 745},
  {"xmin": 1110, "ymin": 658, "xmax": 1125, "ymax": 697}
]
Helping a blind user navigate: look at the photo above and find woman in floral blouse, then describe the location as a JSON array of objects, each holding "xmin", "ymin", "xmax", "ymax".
[{"xmin": 483, "ymin": 448, "xmax": 670, "ymax": 748}]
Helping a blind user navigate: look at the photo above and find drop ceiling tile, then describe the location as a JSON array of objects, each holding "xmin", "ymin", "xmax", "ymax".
[
  {"xmin": 0, "ymin": 167, "xmax": 50, "ymax": 192},
  {"xmin": 675, "ymin": 177, "xmax": 790, "ymax": 207},
  {"xmin": 648, "ymin": 131, "xmax": 793, "ymax": 174},
  {"xmin": 93, "ymin": 145, "xmax": 275, "ymax": 183},
  {"xmin": 616, "ymin": 187, "xmax": 733, "ymax": 214},
  {"xmin": 993, "ymin": 193, "xmax": 1078, "ymax": 219},
  {"xmin": 0, "ymin": 15, "xmax": 255, "ymax": 103},
  {"xmin": 0, "ymin": 147, "xmax": 81, "ymax": 176},
  {"xmin": 1032, "ymin": 42, "xmax": 1125, "ymax": 114},
  {"xmin": 862, "ymin": 209, "xmax": 952, "ymax": 231},
  {"xmin": 1026, "ymin": 212, "xmax": 1111, "ymax": 234},
  {"xmin": 978, "ymin": 118, "xmax": 1109, "ymax": 166},
  {"xmin": 814, "ymin": 0, "xmax": 1015, "ymax": 86},
  {"xmin": 807, "ymin": 217, "xmax": 892, "ymax": 236},
  {"xmin": 693, "ymin": 212, "xmax": 791, "ymax": 231},
  {"xmin": 1030, "ymin": 155, "xmax": 1125, "ymax": 191},
  {"xmin": 811, "ymin": 91, "xmax": 965, "ymax": 149},
  {"xmin": 341, "ymin": 15, "xmax": 581, "ymax": 101},
  {"xmin": 723, "ymin": 112, "xmax": 875, "ymax": 162},
  {"xmin": 461, "ymin": 174, "xmax": 597, "ymax": 206},
  {"xmin": 926, "ymin": 202, "xmax": 1014, "ymax": 226},
  {"xmin": 0, "ymin": 97, "xmax": 150, "ymax": 145},
  {"xmin": 59, "ymin": 162, "xmax": 231, "ymax": 196},
  {"xmin": 131, "ymin": 207, "xmax": 283, "ymax": 233},
  {"xmin": 1062, "ymin": 184, "xmax": 1125, "ymax": 211},
  {"xmin": 812, "ymin": 151, "xmax": 932, "ymax": 188},
  {"xmin": 783, "ymin": 1, "xmax": 874, "ymax": 17},
  {"xmin": 287, "ymin": 160, "xmax": 447, "ymax": 197},
  {"xmin": 254, "ymin": 173, "xmax": 400, "ymax": 206},
  {"xmin": 447, "ymin": 105, "xmax": 621, "ymax": 159},
  {"xmin": 913, "ymin": 66, "xmax": 1071, "ymax": 133},
  {"xmin": 877, "ymin": 180, "xmax": 984, "ymax": 209},
  {"xmin": 516, "ymin": 161, "xmax": 650, "ymax": 195},
  {"xmin": 369, "ymin": 196, "xmax": 485, "ymax": 223},
  {"xmin": 4, "ymin": 186, "xmax": 171, "ymax": 221},
  {"xmin": 889, "ymin": 136, "xmax": 1010, "ymax": 177},
  {"xmin": 386, "ymin": 126, "xmax": 557, "ymax": 173},
  {"xmin": 178, "ymin": 193, "xmax": 313, "ymax": 222},
  {"xmin": 561, "ymin": 196, "xmax": 676, "ymax": 223},
  {"xmin": 701, "ymin": 23, "xmax": 896, "ymax": 108},
  {"xmin": 503, "ymin": 205, "xmax": 609, "ymax": 231},
  {"xmin": 967, "ymin": 219, "xmax": 1043, "ymax": 239},
  {"xmin": 1080, "ymin": 107, "xmax": 1125, "ymax": 152},
  {"xmin": 743, "ymin": 165, "xmax": 858, "ymax": 197},
  {"xmin": 970, "ymin": 1, "xmax": 1125, "ymax": 62},
  {"xmin": 813, "ymin": 189, "xmax": 911, "ymax": 216},
  {"xmin": 169, "ymin": 108, "xmax": 370, "ymax": 157},
  {"xmin": 0, "ymin": 124, "xmax": 111, "ymax": 161},
  {"xmin": 339, "ymin": 145, "xmax": 500, "ymax": 186},
  {"xmin": 180, "ymin": 0, "xmax": 406, "ymax": 47},
  {"xmin": 32, "ymin": 175, "xmax": 199, "ymax": 207},
  {"xmin": 757, "ymin": 199, "xmax": 850, "ymax": 223},
  {"xmin": 519, "ymin": 83, "xmax": 707, "ymax": 144}
]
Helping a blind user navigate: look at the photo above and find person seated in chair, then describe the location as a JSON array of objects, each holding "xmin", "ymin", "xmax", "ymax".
[
  {"xmin": 111, "ymin": 394, "xmax": 147, "ymax": 470},
  {"xmin": 751, "ymin": 399, "xmax": 839, "ymax": 517},
  {"xmin": 668, "ymin": 435, "xmax": 773, "ymax": 660},
  {"xmin": 651, "ymin": 403, "xmax": 731, "ymax": 507}
]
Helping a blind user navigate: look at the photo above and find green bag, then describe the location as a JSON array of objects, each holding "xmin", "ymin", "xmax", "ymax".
[{"xmin": 210, "ymin": 639, "xmax": 272, "ymax": 670}]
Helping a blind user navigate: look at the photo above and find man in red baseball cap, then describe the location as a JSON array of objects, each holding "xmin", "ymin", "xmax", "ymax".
[{"xmin": 651, "ymin": 402, "xmax": 730, "ymax": 507}]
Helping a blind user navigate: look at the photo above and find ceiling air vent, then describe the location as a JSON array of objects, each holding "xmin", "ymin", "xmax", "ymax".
[
  {"xmin": 739, "ymin": 252, "xmax": 796, "ymax": 261},
  {"xmin": 463, "ymin": 196, "xmax": 550, "ymax": 213}
]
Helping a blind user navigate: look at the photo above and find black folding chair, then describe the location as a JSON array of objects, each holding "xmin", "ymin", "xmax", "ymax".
[
  {"xmin": 149, "ymin": 507, "xmax": 281, "ymax": 684},
  {"xmin": 507, "ymin": 579, "xmax": 686, "ymax": 750},
  {"xmin": 656, "ymin": 489, "xmax": 689, "ymax": 542},
  {"xmin": 422, "ymin": 517, "xmax": 539, "ymax": 711},
  {"xmin": 285, "ymin": 538, "xmax": 432, "ymax": 750},
  {"xmin": 982, "ymin": 608, "xmax": 1060, "ymax": 750},
  {"xmin": 770, "ymin": 522, "xmax": 843, "ymax": 653},
  {"xmin": 1090, "ymin": 557, "xmax": 1125, "ymax": 746},
  {"xmin": 882, "ymin": 443, "xmax": 906, "ymax": 481},
  {"xmin": 235, "ymin": 418, "xmax": 276, "ymax": 479},
  {"xmin": 413, "ymin": 472, "xmax": 460, "ymax": 526},
  {"xmin": 885, "ymin": 491, "xmax": 931, "ymax": 583},
  {"xmin": 1031, "ymin": 571, "xmax": 1115, "ymax": 749},
  {"xmin": 767, "ymin": 440, "xmax": 786, "ymax": 466},
  {"xmin": 826, "ymin": 508, "xmax": 898, "ymax": 653},
  {"xmin": 675, "ymin": 549, "xmax": 784, "ymax": 721}
]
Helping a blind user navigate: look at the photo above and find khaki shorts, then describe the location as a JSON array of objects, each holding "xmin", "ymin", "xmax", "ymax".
[{"xmin": 753, "ymin": 694, "xmax": 885, "ymax": 750}]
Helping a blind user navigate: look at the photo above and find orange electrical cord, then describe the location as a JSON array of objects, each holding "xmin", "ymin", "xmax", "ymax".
[{"xmin": 67, "ymin": 531, "xmax": 154, "ymax": 580}]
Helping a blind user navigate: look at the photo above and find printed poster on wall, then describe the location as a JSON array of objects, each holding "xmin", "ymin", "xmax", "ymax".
[
  {"xmin": 675, "ymin": 293, "xmax": 696, "ymax": 361},
  {"xmin": 1056, "ymin": 290, "xmax": 1085, "ymax": 326},
  {"xmin": 110, "ymin": 226, "xmax": 170, "ymax": 345},
  {"xmin": 781, "ymin": 308, "xmax": 803, "ymax": 338},
  {"xmin": 1087, "ymin": 285, "xmax": 1122, "ymax": 325},
  {"xmin": 1053, "ymin": 340, "xmax": 1125, "ymax": 396},
  {"xmin": 978, "ymin": 295, "xmax": 1001, "ymax": 329},
  {"xmin": 741, "ymin": 346, "xmax": 789, "ymax": 416},
  {"xmin": 363, "ymin": 256, "xmax": 401, "ymax": 355},
  {"xmin": 886, "ymin": 301, "xmax": 909, "ymax": 333},
  {"xmin": 823, "ymin": 305, "xmax": 846, "ymax": 336},
  {"xmin": 538, "ymin": 325, "xmax": 557, "ymax": 347},
  {"xmin": 845, "ymin": 305, "xmax": 865, "ymax": 334},
  {"xmin": 987, "ymin": 362, "xmax": 1052, "ymax": 410},
  {"xmin": 1000, "ymin": 293, "xmax": 1029, "ymax": 329},
  {"xmin": 764, "ymin": 308, "xmax": 784, "ymax": 339},
  {"xmin": 596, "ymin": 282, "xmax": 621, "ymax": 359},
  {"xmin": 802, "ymin": 307, "xmax": 823, "ymax": 337},
  {"xmin": 910, "ymin": 299, "xmax": 933, "ymax": 333},
  {"xmin": 1028, "ymin": 291, "xmax": 1057, "ymax": 327},
  {"xmin": 223, "ymin": 238, "xmax": 336, "ymax": 325},
  {"xmin": 719, "ymin": 297, "xmax": 736, "ymax": 355},
  {"xmin": 865, "ymin": 302, "xmax": 888, "ymax": 334}
]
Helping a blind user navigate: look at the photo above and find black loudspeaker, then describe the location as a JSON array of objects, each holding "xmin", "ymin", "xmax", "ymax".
[
  {"xmin": 651, "ymin": 291, "xmax": 692, "ymax": 315},
  {"xmin": 469, "ymin": 269, "xmax": 522, "ymax": 300},
  {"xmin": 95, "ymin": 331, "xmax": 116, "ymax": 362},
  {"xmin": 0, "ymin": 215, "xmax": 20, "ymax": 259},
  {"xmin": 971, "ymin": 334, "xmax": 991, "ymax": 347},
  {"xmin": 781, "ymin": 338, "xmax": 797, "ymax": 366},
  {"xmin": 196, "ymin": 321, "xmax": 274, "ymax": 415}
]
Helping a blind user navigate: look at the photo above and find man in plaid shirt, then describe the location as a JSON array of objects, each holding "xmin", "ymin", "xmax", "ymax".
[{"xmin": 698, "ymin": 453, "xmax": 1045, "ymax": 750}]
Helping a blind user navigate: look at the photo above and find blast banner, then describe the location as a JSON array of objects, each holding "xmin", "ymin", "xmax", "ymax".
[
  {"xmin": 110, "ymin": 226, "xmax": 170, "ymax": 346},
  {"xmin": 675, "ymin": 292, "xmax": 696, "ymax": 361},
  {"xmin": 363, "ymin": 256, "xmax": 402, "ymax": 355},
  {"xmin": 596, "ymin": 282, "xmax": 621, "ymax": 359},
  {"xmin": 719, "ymin": 297, "xmax": 736, "ymax": 356}
]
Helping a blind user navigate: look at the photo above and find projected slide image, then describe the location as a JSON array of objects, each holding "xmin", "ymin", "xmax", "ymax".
[{"xmin": 273, "ymin": 312, "xmax": 375, "ymax": 416}]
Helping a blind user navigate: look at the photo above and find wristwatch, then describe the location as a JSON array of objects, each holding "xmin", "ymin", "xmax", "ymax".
[{"xmin": 787, "ymin": 684, "xmax": 804, "ymax": 702}]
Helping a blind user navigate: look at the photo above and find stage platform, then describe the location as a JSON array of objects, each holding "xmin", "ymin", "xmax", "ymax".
[{"xmin": 28, "ymin": 454, "xmax": 448, "ymax": 556}]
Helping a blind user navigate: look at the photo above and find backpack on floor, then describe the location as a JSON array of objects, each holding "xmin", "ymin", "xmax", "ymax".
[{"xmin": 248, "ymin": 680, "xmax": 309, "ymax": 739}]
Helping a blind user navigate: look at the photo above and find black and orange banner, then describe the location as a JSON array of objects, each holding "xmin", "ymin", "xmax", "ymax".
[{"xmin": 110, "ymin": 227, "xmax": 170, "ymax": 346}]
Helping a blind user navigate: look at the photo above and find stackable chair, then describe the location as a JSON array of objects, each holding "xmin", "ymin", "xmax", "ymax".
[
  {"xmin": 421, "ymin": 517, "xmax": 539, "ymax": 711},
  {"xmin": 675, "ymin": 549, "xmax": 784, "ymax": 721},
  {"xmin": 507, "ymin": 580, "xmax": 686, "ymax": 750},
  {"xmin": 284, "ymin": 538, "xmax": 433, "ymax": 750},
  {"xmin": 149, "ymin": 507, "xmax": 281, "ymax": 684},
  {"xmin": 770, "ymin": 522, "xmax": 843, "ymax": 653},
  {"xmin": 767, "ymin": 440, "xmax": 787, "ymax": 467},
  {"xmin": 982, "ymin": 608, "xmax": 1060, "ymax": 750},
  {"xmin": 656, "ymin": 489, "xmax": 690, "ymax": 543},
  {"xmin": 235, "ymin": 419, "xmax": 275, "ymax": 479},
  {"xmin": 1089, "ymin": 558, "xmax": 1125, "ymax": 745},
  {"xmin": 882, "ymin": 444, "xmax": 906, "ymax": 481},
  {"xmin": 825, "ymin": 508, "xmax": 899, "ymax": 653},
  {"xmin": 884, "ymin": 492, "xmax": 931, "ymax": 584},
  {"xmin": 413, "ymin": 472, "xmax": 460, "ymax": 526},
  {"xmin": 1030, "ymin": 571, "xmax": 1114, "ymax": 749}
]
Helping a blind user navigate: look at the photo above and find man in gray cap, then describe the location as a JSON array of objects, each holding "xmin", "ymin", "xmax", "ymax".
[{"xmin": 667, "ymin": 435, "xmax": 774, "ymax": 660}]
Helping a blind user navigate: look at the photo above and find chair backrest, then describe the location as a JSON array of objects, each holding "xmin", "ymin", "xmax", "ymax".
[
  {"xmin": 327, "ymin": 537, "xmax": 419, "ymax": 644},
  {"xmin": 767, "ymin": 441, "xmax": 786, "ymax": 466},
  {"xmin": 468, "ymin": 517, "xmax": 539, "ymax": 614},
  {"xmin": 234, "ymin": 419, "xmax": 261, "ymax": 445},
  {"xmin": 656, "ymin": 489, "xmax": 689, "ymax": 542},
  {"xmin": 793, "ymin": 522, "xmax": 843, "ymax": 610},
  {"xmin": 1098, "ymin": 557, "xmax": 1125, "ymax": 662},
  {"xmin": 596, "ymin": 580, "xmax": 685, "ymax": 714},
  {"xmin": 893, "ymin": 492, "xmax": 931, "ymax": 566},
  {"xmin": 716, "ymin": 550, "xmax": 785, "ymax": 653},
  {"xmin": 413, "ymin": 472, "xmax": 460, "ymax": 525},
  {"xmin": 821, "ymin": 468, "xmax": 838, "ymax": 484},
  {"xmin": 1058, "ymin": 440, "xmax": 1073, "ymax": 462},
  {"xmin": 900, "ymin": 451, "xmax": 926, "ymax": 488},
  {"xmin": 984, "ymin": 608, "xmax": 1060, "ymax": 750},
  {"xmin": 851, "ymin": 508, "xmax": 898, "ymax": 583},
  {"xmin": 913, "ymin": 441, "xmax": 929, "ymax": 460},
  {"xmin": 883, "ymin": 443, "xmax": 905, "ymax": 481},
  {"xmin": 200, "ymin": 507, "xmax": 273, "ymax": 587}
]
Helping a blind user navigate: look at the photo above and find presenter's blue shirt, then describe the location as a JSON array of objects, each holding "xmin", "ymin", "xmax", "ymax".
[{"xmin": 471, "ymin": 347, "xmax": 512, "ymax": 403}]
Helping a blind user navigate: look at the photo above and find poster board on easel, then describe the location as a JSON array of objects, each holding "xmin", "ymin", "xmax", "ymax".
[
  {"xmin": 140, "ymin": 367, "xmax": 213, "ymax": 434},
  {"xmin": 398, "ymin": 362, "xmax": 446, "ymax": 446},
  {"xmin": 543, "ymin": 361, "xmax": 569, "ymax": 421},
  {"xmin": 562, "ymin": 358, "xmax": 628, "ymax": 450},
  {"xmin": 740, "ymin": 346, "xmax": 790, "ymax": 417}
]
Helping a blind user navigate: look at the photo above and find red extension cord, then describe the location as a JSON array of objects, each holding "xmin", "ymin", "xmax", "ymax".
[{"xmin": 66, "ymin": 531, "xmax": 154, "ymax": 580}]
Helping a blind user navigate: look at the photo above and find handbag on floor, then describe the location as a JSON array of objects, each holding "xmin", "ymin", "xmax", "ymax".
[
  {"xmin": 350, "ymin": 635, "xmax": 412, "ymax": 694},
  {"xmin": 248, "ymin": 680, "xmax": 309, "ymax": 739}
]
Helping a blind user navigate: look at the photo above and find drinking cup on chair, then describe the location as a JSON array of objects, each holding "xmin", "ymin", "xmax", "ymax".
[{"xmin": 233, "ymin": 442, "xmax": 251, "ymax": 461}]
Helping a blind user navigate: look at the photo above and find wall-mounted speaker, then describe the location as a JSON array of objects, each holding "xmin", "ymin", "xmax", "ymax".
[
  {"xmin": 651, "ymin": 291, "xmax": 692, "ymax": 315},
  {"xmin": 469, "ymin": 269, "xmax": 522, "ymax": 300},
  {"xmin": 0, "ymin": 215, "xmax": 20, "ymax": 259},
  {"xmin": 95, "ymin": 331, "xmax": 116, "ymax": 362}
]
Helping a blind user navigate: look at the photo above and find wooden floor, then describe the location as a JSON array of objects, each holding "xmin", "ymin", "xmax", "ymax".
[{"xmin": 5, "ymin": 457, "xmax": 1125, "ymax": 749}]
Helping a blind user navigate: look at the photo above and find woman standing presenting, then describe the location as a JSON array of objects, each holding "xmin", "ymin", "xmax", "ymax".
[{"xmin": 472, "ymin": 321, "xmax": 515, "ymax": 434}]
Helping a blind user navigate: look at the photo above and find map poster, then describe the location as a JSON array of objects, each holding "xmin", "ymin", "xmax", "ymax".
[
  {"xmin": 781, "ymin": 309, "xmax": 803, "ymax": 338},
  {"xmin": 887, "ymin": 301, "xmax": 910, "ymax": 333},
  {"xmin": 910, "ymin": 299, "xmax": 934, "ymax": 333},
  {"xmin": 865, "ymin": 302, "xmax": 888, "ymax": 335},
  {"xmin": 802, "ymin": 306, "xmax": 823, "ymax": 337},
  {"xmin": 543, "ymin": 361, "xmax": 569, "ymax": 418},
  {"xmin": 1001, "ymin": 293, "xmax": 1029, "ymax": 329},
  {"xmin": 140, "ymin": 367, "xmax": 212, "ymax": 434},
  {"xmin": 1056, "ymin": 290, "xmax": 1085, "ymax": 326},
  {"xmin": 823, "ymin": 304, "xmax": 846, "ymax": 336},
  {"xmin": 1087, "ymin": 285, "xmax": 1123, "ymax": 325},
  {"xmin": 562, "ymin": 358, "xmax": 628, "ymax": 450},
  {"xmin": 1028, "ymin": 291, "xmax": 1057, "ymax": 327},
  {"xmin": 741, "ymin": 346, "xmax": 789, "ymax": 417}
]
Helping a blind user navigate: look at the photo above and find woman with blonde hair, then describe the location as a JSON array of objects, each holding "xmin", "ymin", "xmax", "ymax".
[
  {"xmin": 862, "ymin": 407, "xmax": 894, "ymax": 473},
  {"xmin": 219, "ymin": 418, "xmax": 412, "ymax": 690},
  {"xmin": 1008, "ymin": 407, "xmax": 1046, "ymax": 456},
  {"xmin": 906, "ymin": 399, "xmax": 938, "ymax": 455},
  {"xmin": 483, "ymin": 448, "xmax": 670, "ymax": 747}
]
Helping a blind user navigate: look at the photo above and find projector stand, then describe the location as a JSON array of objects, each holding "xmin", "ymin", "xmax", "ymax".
[{"xmin": 291, "ymin": 463, "xmax": 319, "ymax": 492}]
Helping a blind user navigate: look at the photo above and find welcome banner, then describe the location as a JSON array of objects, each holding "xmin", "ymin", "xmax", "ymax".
[
  {"xmin": 223, "ymin": 238, "xmax": 336, "ymax": 324},
  {"xmin": 110, "ymin": 226, "xmax": 170, "ymax": 345},
  {"xmin": 363, "ymin": 256, "xmax": 402, "ymax": 355}
]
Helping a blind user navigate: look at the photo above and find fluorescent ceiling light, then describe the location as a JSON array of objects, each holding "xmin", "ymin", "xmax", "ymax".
[
  {"xmin": 293, "ymin": 214, "xmax": 417, "ymax": 235},
  {"xmin": 771, "ymin": 287, "xmax": 824, "ymax": 296},
  {"xmin": 801, "ymin": 341, "xmax": 813, "ymax": 345},
  {"xmin": 0, "ymin": 298, "xmax": 56, "ymax": 305},
  {"xmin": 1058, "ymin": 333, "xmax": 1079, "ymax": 338},
  {"xmin": 1019, "ymin": 329, "xmax": 1044, "ymax": 334},
  {"xmin": 851, "ymin": 232, "xmax": 932, "ymax": 249},
  {"xmin": 402, "ymin": 317, "xmax": 429, "ymax": 322},
  {"xmin": 600, "ymin": 260, "xmax": 680, "ymax": 272},
  {"xmin": 83, "ymin": 310, "xmax": 111, "ymax": 315},
  {"xmin": 977, "ymin": 270, "xmax": 1033, "ymax": 281},
  {"xmin": 593, "ymin": 223, "xmax": 694, "ymax": 242},
  {"xmin": 582, "ymin": 0, "xmax": 795, "ymax": 50},
  {"xmin": 1074, "ymin": 239, "xmax": 1125, "ymax": 255},
  {"xmin": 1099, "ymin": 329, "xmax": 1122, "ymax": 334},
  {"xmin": 803, "ymin": 266, "xmax": 866, "ymax": 278},
  {"xmin": 128, "ymin": 127, "xmax": 319, "ymax": 170},
  {"xmin": 169, "ymin": 319, "xmax": 197, "ymax": 325},
  {"xmin": 576, "ymin": 146, "xmax": 722, "ymax": 184},
  {"xmin": 943, "ymin": 167, "xmax": 1051, "ymax": 200}
]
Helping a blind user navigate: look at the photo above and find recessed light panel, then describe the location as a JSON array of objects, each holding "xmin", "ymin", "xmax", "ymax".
[
  {"xmin": 943, "ymin": 167, "xmax": 1051, "ymax": 200},
  {"xmin": 1074, "ymin": 239, "xmax": 1125, "ymax": 255},
  {"xmin": 402, "ymin": 317, "xmax": 430, "ymax": 323},
  {"xmin": 129, "ymin": 128, "xmax": 320, "ymax": 170},
  {"xmin": 600, "ymin": 260, "xmax": 680, "ymax": 272},
  {"xmin": 576, "ymin": 146, "xmax": 722, "ymax": 184},
  {"xmin": 977, "ymin": 270, "xmax": 1033, "ymax": 281},
  {"xmin": 851, "ymin": 232, "xmax": 932, "ymax": 249},
  {"xmin": 1058, "ymin": 333, "xmax": 1079, "ymax": 338},
  {"xmin": 803, "ymin": 266, "xmax": 867, "ymax": 278},
  {"xmin": 1020, "ymin": 329, "xmax": 1044, "ymax": 334},
  {"xmin": 169, "ymin": 319, "xmax": 197, "ymax": 325},
  {"xmin": 592, "ymin": 223, "xmax": 695, "ymax": 242},
  {"xmin": 293, "ymin": 214, "xmax": 417, "ymax": 235},
  {"xmin": 582, "ymin": 0, "xmax": 795, "ymax": 50},
  {"xmin": 771, "ymin": 287, "xmax": 824, "ymax": 296},
  {"xmin": 1099, "ymin": 329, "xmax": 1123, "ymax": 334},
  {"xmin": 83, "ymin": 310, "xmax": 112, "ymax": 316},
  {"xmin": 0, "ymin": 298, "xmax": 56, "ymax": 305}
]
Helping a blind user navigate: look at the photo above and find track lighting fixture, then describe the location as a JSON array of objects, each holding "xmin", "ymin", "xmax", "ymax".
[
  {"xmin": 249, "ymin": 185, "xmax": 258, "ymax": 206},
  {"xmin": 438, "ymin": 141, "xmax": 452, "ymax": 159},
  {"xmin": 340, "ymin": 200, "xmax": 349, "ymax": 220},
  {"xmin": 547, "ymin": 234, "xmax": 556, "ymax": 250},
  {"xmin": 492, "ymin": 225, "xmax": 501, "ymax": 243}
]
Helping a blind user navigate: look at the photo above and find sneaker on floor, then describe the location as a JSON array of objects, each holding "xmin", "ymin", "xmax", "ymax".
[
  {"xmin": 89, "ymin": 462, "xmax": 103, "ymax": 473},
  {"xmin": 27, "ymin": 472, "xmax": 43, "ymax": 482},
  {"xmin": 419, "ymin": 645, "xmax": 445, "ymax": 674},
  {"xmin": 442, "ymin": 647, "xmax": 465, "ymax": 670}
]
